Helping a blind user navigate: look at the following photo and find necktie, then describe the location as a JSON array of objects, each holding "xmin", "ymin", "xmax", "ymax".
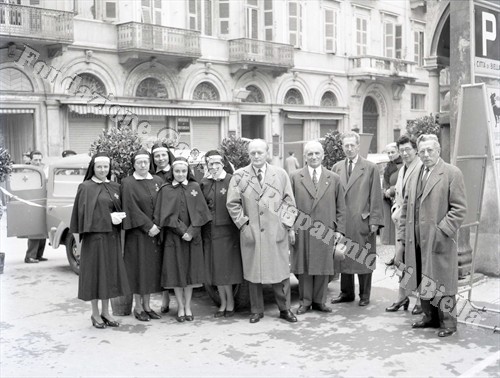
[
  {"xmin": 257, "ymin": 169, "xmax": 263, "ymax": 186},
  {"xmin": 347, "ymin": 160, "xmax": 353, "ymax": 179},
  {"xmin": 422, "ymin": 167, "xmax": 430, "ymax": 184},
  {"xmin": 312, "ymin": 169, "xmax": 318, "ymax": 189}
]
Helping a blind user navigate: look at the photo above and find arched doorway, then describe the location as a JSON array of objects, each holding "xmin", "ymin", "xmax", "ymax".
[{"xmin": 362, "ymin": 96, "xmax": 378, "ymax": 153}]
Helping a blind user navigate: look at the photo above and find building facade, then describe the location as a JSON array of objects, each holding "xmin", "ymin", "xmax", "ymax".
[{"xmin": 1, "ymin": 0, "xmax": 435, "ymax": 166}]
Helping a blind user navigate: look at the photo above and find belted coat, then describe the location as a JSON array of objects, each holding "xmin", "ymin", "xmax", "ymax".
[
  {"xmin": 332, "ymin": 156, "xmax": 384, "ymax": 274},
  {"xmin": 226, "ymin": 163, "xmax": 296, "ymax": 284},
  {"xmin": 397, "ymin": 159, "xmax": 467, "ymax": 296}
]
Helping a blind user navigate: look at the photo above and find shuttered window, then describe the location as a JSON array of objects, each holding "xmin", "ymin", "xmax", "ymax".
[
  {"xmin": 191, "ymin": 118, "xmax": 220, "ymax": 152},
  {"xmin": 356, "ymin": 16, "xmax": 367, "ymax": 55},
  {"xmin": 288, "ymin": 1, "xmax": 302, "ymax": 48},
  {"xmin": 218, "ymin": 0, "xmax": 229, "ymax": 35},
  {"xmin": 324, "ymin": 8, "xmax": 337, "ymax": 53},
  {"xmin": 414, "ymin": 30, "xmax": 424, "ymax": 66},
  {"xmin": 68, "ymin": 115, "xmax": 107, "ymax": 154},
  {"xmin": 103, "ymin": 1, "xmax": 117, "ymax": 20},
  {"xmin": 264, "ymin": 0, "xmax": 273, "ymax": 41}
]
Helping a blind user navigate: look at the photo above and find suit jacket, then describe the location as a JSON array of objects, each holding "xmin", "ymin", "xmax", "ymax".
[
  {"xmin": 397, "ymin": 159, "xmax": 467, "ymax": 296},
  {"xmin": 391, "ymin": 157, "xmax": 422, "ymax": 224},
  {"xmin": 332, "ymin": 156, "xmax": 384, "ymax": 274},
  {"xmin": 226, "ymin": 163, "xmax": 296, "ymax": 284},
  {"xmin": 290, "ymin": 166, "xmax": 346, "ymax": 275}
]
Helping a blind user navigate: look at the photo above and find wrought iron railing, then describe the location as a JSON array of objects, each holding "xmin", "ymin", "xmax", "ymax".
[
  {"xmin": 350, "ymin": 55, "xmax": 416, "ymax": 76},
  {"xmin": 0, "ymin": 3, "xmax": 73, "ymax": 42},
  {"xmin": 117, "ymin": 22, "xmax": 201, "ymax": 57},
  {"xmin": 229, "ymin": 38, "xmax": 294, "ymax": 67}
]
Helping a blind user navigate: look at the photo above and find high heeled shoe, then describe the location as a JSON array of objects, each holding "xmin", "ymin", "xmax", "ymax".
[
  {"xmin": 385, "ymin": 297, "xmax": 410, "ymax": 312},
  {"xmin": 91, "ymin": 315, "xmax": 106, "ymax": 329},
  {"xmin": 101, "ymin": 314, "xmax": 119, "ymax": 327}
]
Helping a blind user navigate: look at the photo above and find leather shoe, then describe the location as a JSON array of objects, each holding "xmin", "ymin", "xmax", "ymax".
[
  {"xmin": 133, "ymin": 310, "xmax": 150, "ymax": 322},
  {"xmin": 214, "ymin": 310, "xmax": 225, "ymax": 318},
  {"xmin": 160, "ymin": 306, "xmax": 169, "ymax": 314},
  {"xmin": 279, "ymin": 310, "xmax": 297, "ymax": 323},
  {"xmin": 24, "ymin": 257, "xmax": 39, "ymax": 264},
  {"xmin": 91, "ymin": 315, "xmax": 106, "ymax": 329},
  {"xmin": 144, "ymin": 310, "xmax": 161, "ymax": 320},
  {"xmin": 185, "ymin": 314, "xmax": 194, "ymax": 321},
  {"xmin": 412, "ymin": 304, "xmax": 423, "ymax": 315},
  {"xmin": 37, "ymin": 257, "xmax": 48, "ymax": 262},
  {"xmin": 331, "ymin": 295, "xmax": 354, "ymax": 304},
  {"xmin": 101, "ymin": 314, "xmax": 119, "ymax": 327},
  {"xmin": 359, "ymin": 299, "xmax": 370, "ymax": 306},
  {"xmin": 176, "ymin": 315, "xmax": 185, "ymax": 322},
  {"xmin": 412, "ymin": 320, "xmax": 440, "ymax": 329},
  {"xmin": 296, "ymin": 305, "xmax": 311, "ymax": 315},
  {"xmin": 224, "ymin": 310, "xmax": 235, "ymax": 318},
  {"xmin": 438, "ymin": 328, "xmax": 456, "ymax": 337},
  {"xmin": 312, "ymin": 303, "xmax": 332, "ymax": 312},
  {"xmin": 385, "ymin": 257, "xmax": 395, "ymax": 266},
  {"xmin": 385, "ymin": 297, "xmax": 410, "ymax": 312},
  {"xmin": 249, "ymin": 313, "xmax": 264, "ymax": 323}
]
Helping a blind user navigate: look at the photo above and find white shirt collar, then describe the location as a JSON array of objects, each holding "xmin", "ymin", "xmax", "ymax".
[
  {"xmin": 307, "ymin": 165, "xmax": 321, "ymax": 179},
  {"xmin": 133, "ymin": 172, "xmax": 153, "ymax": 180},
  {"xmin": 206, "ymin": 170, "xmax": 227, "ymax": 181},
  {"xmin": 252, "ymin": 163, "xmax": 267, "ymax": 176},
  {"xmin": 172, "ymin": 179, "xmax": 189, "ymax": 186},
  {"xmin": 91, "ymin": 176, "xmax": 110, "ymax": 183}
]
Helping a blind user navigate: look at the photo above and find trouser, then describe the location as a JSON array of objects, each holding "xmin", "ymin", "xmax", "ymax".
[
  {"xmin": 421, "ymin": 296, "xmax": 458, "ymax": 330},
  {"xmin": 248, "ymin": 278, "xmax": 291, "ymax": 314},
  {"xmin": 340, "ymin": 272, "xmax": 372, "ymax": 300},
  {"xmin": 298, "ymin": 274, "xmax": 329, "ymax": 306},
  {"xmin": 25, "ymin": 239, "xmax": 46, "ymax": 260}
]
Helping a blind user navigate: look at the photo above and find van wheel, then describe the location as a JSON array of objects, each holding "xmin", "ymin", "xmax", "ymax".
[
  {"xmin": 65, "ymin": 233, "xmax": 80, "ymax": 275},
  {"xmin": 204, "ymin": 281, "xmax": 250, "ymax": 310}
]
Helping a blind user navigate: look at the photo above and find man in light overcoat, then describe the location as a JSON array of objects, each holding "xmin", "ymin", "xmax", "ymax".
[
  {"xmin": 396, "ymin": 134, "xmax": 466, "ymax": 337},
  {"xmin": 290, "ymin": 141, "xmax": 346, "ymax": 314},
  {"xmin": 331, "ymin": 132, "xmax": 384, "ymax": 307},
  {"xmin": 226, "ymin": 139, "xmax": 298, "ymax": 324}
]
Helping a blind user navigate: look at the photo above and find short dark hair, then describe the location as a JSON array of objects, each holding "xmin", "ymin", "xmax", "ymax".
[
  {"xmin": 288, "ymin": 152, "xmax": 294, "ymax": 156},
  {"xmin": 30, "ymin": 150, "xmax": 42, "ymax": 159},
  {"xmin": 62, "ymin": 150, "xmax": 77, "ymax": 158},
  {"xmin": 396, "ymin": 134, "xmax": 417, "ymax": 150}
]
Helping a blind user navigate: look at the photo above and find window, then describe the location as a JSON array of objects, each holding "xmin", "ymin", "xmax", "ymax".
[
  {"xmin": 141, "ymin": 0, "xmax": 161, "ymax": 25},
  {"xmin": 246, "ymin": 0, "xmax": 258, "ymax": 39},
  {"xmin": 411, "ymin": 93, "xmax": 425, "ymax": 110},
  {"xmin": 218, "ymin": 0, "xmax": 229, "ymax": 35},
  {"xmin": 102, "ymin": 0, "xmax": 117, "ymax": 21},
  {"xmin": 356, "ymin": 16, "xmax": 368, "ymax": 55},
  {"xmin": 384, "ymin": 21, "xmax": 402, "ymax": 58},
  {"xmin": 264, "ymin": 0, "xmax": 273, "ymax": 41},
  {"xmin": 193, "ymin": 82, "xmax": 220, "ymax": 101},
  {"xmin": 244, "ymin": 0, "xmax": 273, "ymax": 41},
  {"xmin": 243, "ymin": 85, "xmax": 265, "ymax": 103},
  {"xmin": 288, "ymin": 1, "xmax": 302, "ymax": 48},
  {"xmin": 284, "ymin": 88, "xmax": 304, "ymax": 105},
  {"xmin": 136, "ymin": 78, "xmax": 168, "ymax": 98},
  {"xmin": 321, "ymin": 91, "xmax": 338, "ymax": 107},
  {"xmin": 324, "ymin": 8, "xmax": 337, "ymax": 53},
  {"xmin": 414, "ymin": 30, "xmax": 424, "ymax": 67}
]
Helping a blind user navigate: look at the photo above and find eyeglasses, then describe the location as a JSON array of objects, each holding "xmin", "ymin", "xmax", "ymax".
[{"xmin": 399, "ymin": 147, "xmax": 414, "ymax": 154}]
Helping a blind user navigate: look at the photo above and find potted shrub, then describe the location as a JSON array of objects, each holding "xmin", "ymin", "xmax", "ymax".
[
  {"xmin": 0, "ymin": 147, "xmax": 14, "ymax": 274},
  {"xmin": 321, "ymin": 130, "xmax": 346, "ymax": 170}
]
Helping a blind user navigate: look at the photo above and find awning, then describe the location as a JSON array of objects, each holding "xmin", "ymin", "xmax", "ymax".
[
  {"xmin": 282, "ymin": 106, "xmax": 347, "ymax": 120},
  {"xmin": 0, "ymin": 108, "xmax": 34, "ymax": 114},
  {"xmin": 67, "ymin": 104, "xmax": 229, "ymax": 117}
]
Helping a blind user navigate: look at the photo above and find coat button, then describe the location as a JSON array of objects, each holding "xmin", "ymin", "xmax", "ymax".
[
  {"xmin": 261, "ymin": 228, "xmax": 265, "ymax": 232},
  {"xmin": 260, "ymin": 212, "xmax": 264, "ymax": 215}
]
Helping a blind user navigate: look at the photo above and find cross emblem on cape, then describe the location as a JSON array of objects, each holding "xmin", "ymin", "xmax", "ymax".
[
  {"xmin": 220, "ymin": 187, "xmax": 227, "ymax": 195},
  {"xmin": 114, "ymin": 193, "xmax": 119, "ymax": 199},
  {"xmin": 191, "ymin": 189, "xmax": 198, "ymax": 197}
]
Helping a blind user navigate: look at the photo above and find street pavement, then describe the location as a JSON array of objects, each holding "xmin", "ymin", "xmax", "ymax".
[{"xmin": 1, "ymin": 215, "xmax": 499, "ymax": 377}]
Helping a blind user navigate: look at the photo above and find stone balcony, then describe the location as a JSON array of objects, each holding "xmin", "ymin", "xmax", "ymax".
[
  {"xmin": 0, "ymin": 3, "xmax": 73, "ymax": 56},
  {"xmin": 117, "ymin": 22, "xmax": 201, "ymax": 69},
  {"xmin": 228, "ymin": 38, "xmax": 294, "ymax": 77}
]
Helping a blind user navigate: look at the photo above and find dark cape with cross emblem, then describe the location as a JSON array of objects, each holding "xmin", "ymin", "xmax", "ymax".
[
  {"xmin": 70, "ymin": 180, "xmax": 130, "ymax": 301},
  {"xmin": 154, "ymin": 180, "xmax": 211, "ymax": 288},
  {"xmin": 201, "ymin": 174, "xmax": 243, "ymax": 286}
]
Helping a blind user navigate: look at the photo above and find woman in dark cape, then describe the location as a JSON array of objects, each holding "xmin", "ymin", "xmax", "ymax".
[
  {"xmin": 149, "ymin": 141, "xmax": 176, "ymax": 313},
  {"xmin": 69, "ymin": 152, "xmax": 130, "ymax": 329},
  {"xmin": 381, "ymin": 143, "xmax": 403, "ymax": 246},
  {"xmin": 154, "ymin": 157, "xmax": 211, "ymax": 322},
  {"xmin": 121, "ymin": 149, "xmax": 164, "ymax": 322},
  {"xmin": 200, "ymin": 150, "xmax": 243, "ymax": 318}
]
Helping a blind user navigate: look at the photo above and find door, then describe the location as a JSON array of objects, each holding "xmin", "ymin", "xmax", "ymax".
[
  {"xmin": 241, "ymin": 114, "xmax": 265, "ymax": 139},
  {"xmin": 6, "ymin": 164, "xmax": 47, "ymax": 238},
  {"xmin": 283, "ymin": 119, "xmax": 304, "ymax": 167},
  {"xmin": 362, "ymin": 96, "xmax": 379, "ymax": 153}
]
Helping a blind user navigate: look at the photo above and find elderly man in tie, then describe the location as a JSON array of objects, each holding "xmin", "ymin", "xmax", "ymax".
[
  {"xmin": 226, "ymin": 139, "xmax": 297, "ymax": 324},
  {"xmin": 396, "ymin": 134, "xmax": 467, "ymax": 337},
  {"xmin": 331, "ymin": 132, "xmax": 384, "ymax": 307},
  {"xmin": 290, "ymin": 141, "xmax": 346, "ymax": 314}
]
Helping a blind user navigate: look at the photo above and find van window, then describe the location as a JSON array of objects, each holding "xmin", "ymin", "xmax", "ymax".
[
  {"xmin": 9, "ymin": 168, "xmax": 43, "ymax": 190},
  {"xmin": 53, "ymin": 168, "xmax": 87, "ymax": 197}
]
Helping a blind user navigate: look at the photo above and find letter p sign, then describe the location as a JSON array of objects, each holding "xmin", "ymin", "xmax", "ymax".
[{"xmin": 482, "ymin": 11, "xmax": 497, "ymax": 56}]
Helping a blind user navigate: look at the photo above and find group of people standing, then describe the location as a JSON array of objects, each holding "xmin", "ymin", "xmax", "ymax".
[{"xmin": 70, "ymin": 131, "xmax": 467, "ymax": 338}]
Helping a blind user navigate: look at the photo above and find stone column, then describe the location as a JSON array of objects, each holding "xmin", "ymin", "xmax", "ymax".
[
  {"xmin": 45, "ymin": 100, "xmax": 62, "ymax": 157},
  {"xmin": 426, "ymin": 66, "xmax": 442, "ymax": 115}
]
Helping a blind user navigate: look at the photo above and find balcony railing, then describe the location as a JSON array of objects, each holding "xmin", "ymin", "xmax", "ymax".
[
  {"xmin": 117, "ymin": 22, "xmax": 201, "ymax": 57},
  {"xmin": 350, "ymin": 55, "xmax": 416, "ymax": 78},
  {"xmin": 0, "ymin": 3, "xmax": 73, "ymax": 42},
  {"xmin": 229, "ymin": 38, "xmax": 294, "ymax": 68}
]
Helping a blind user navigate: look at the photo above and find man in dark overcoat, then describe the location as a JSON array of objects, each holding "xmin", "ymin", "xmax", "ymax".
[
  {"xmin": 290, "ymin": 141, "xmax": 346, "ymax": 314},
  {"xmin": 396, "ymin": 134, "xmax": 466, "ymax": 337},
  {"xmin": 331, "ymin": 132, "xmax": 384, "ymax": 306}
]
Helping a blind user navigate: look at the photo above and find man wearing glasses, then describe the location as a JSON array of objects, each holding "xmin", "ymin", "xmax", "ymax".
[{"xmin": 395, "ymin": 134, "xmax": 467, "ymax": 338}]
